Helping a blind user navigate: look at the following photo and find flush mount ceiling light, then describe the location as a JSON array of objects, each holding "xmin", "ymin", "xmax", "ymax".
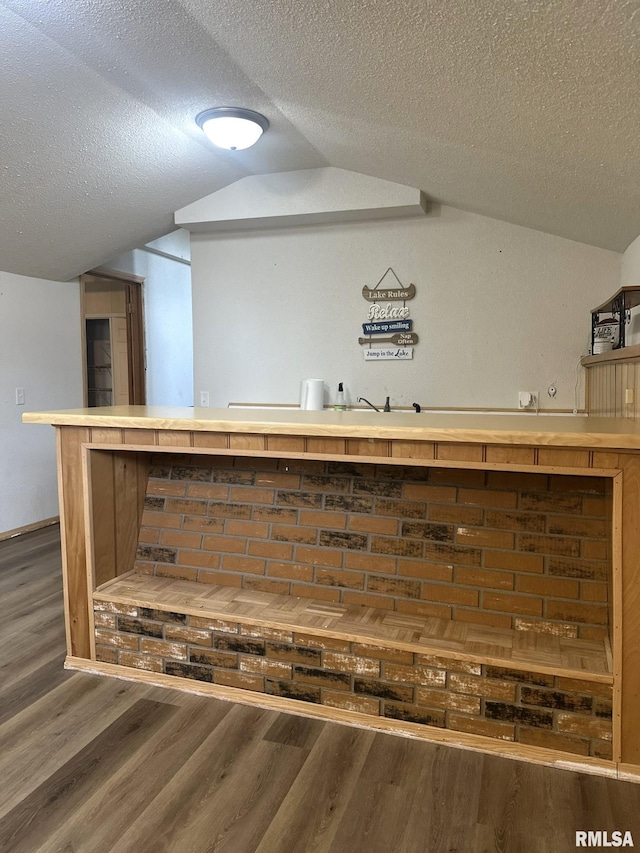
[{"xmin": 196, "ymin": 106, "xmax": 269, "ymax": 151}]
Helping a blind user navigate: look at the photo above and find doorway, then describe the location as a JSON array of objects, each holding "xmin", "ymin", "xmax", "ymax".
[{"xmin": 81, "ymin": 269, "xmax": 146, "ymax": 406}]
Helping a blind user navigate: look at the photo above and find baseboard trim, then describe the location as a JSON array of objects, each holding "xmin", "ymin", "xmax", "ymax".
[
  {"xmin": 0, "ymin": 516, "xmax": 60, "ymax": 542},
  {"xmin": 65, "ymin": 655, "xmax": 627, "ymax": 782}
]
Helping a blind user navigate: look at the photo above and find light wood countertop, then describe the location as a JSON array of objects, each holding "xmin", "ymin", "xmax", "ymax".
[{"xmin": 22, "ymin": 404, "xmax": 640, "ymax": 450}]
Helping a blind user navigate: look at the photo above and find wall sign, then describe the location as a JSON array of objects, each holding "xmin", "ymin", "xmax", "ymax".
[
  {"xmin": 359, "ymin": 268, "xmax": 418, "ymax": 361},
  {"xmin": 362, "ymin": 320, "xmax": 412, "ymax": 335},
  {"xmin": 364, "ymin": 348, "xmax": 413, "ymax": 360}
]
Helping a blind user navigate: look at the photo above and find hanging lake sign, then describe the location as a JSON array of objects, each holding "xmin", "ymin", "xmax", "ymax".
[
  {"xmin": 362, "ymin": 320, "xmax": 412, "ymax": 335},
  {"xmin": 359, "ymin": 268, "xmax": 417, "ymax": 360},
  {"xmin": 364, "ymin": 348, "xmax": 413, "ymax": 361},
  {"xmin": 362, "ymin": 282, "xmax": 416, "ymax": 301},
  {"xmin": 358, "ymin": 332, "xmax": 418, "ymax": 346}
]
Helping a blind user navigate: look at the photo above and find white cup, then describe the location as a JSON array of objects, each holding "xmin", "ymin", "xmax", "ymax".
[{"xmin": 300, "ymin": 379, "xmax": 325, "ymax": 410}]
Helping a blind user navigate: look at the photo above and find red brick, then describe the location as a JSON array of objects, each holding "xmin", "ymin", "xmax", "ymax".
[
  {"xmin": 482, "ymin": 592, "xmax": 543, "ymax": 616},
  {"xmin": 296, "ymin": 633, "xmax": 351, "ymax": 652},
  {"xmin": 156, "ymin": 565, "xmax": 198, "ymax": 582},
  {"xmin": 147, "ymin": 481, "xmax": 187, "ymax": 497},
  {"xmin": 322, "ymin": 691, "xmax": 379, "ymax": 715},
  {"xmin": 229, "ymin": 487, "xmax": 275, "ymax": 504},
  {"xmin": 182, "ymin": 516, "xmax": 225, "ymax": 534},
  {"xmin": 456, "ymin": 528, "xmax": 515, "ymax": 550},
  {"xmin": 398, "ymin": 560, "xmax": 453, "ymax": 581},
  {"xmin": 580, "ymin": 582, "xmax": 608, "ymax": 603},
  {"xmin": 166, "ymin": 498, "xmax": 208, "ymax": 515},
  {"xmin": 517, "ymin": 575, "xmax": 580, "ymax": 599},
  {"xmin": 484, "ymin": 550, "xmax": 544, "ymax": 574},
  {"xmin": 454, "ymin": 609, "xmax": 513, "ymax": 629},
  {"xmin": 416, "ymin": 687, "xmax": 480, "ymax": 714},
  {"xmin": 403, "ymin": 484, "xmax": 457, "ymax": 502},
  {"xmin": 545, "ymin": 600, "xmax": 608, "ymax": 625},
  {"xmin": 447, "ymin": 713, "xmax": 515, "ymax": 741},
  {"xmin": 423, "ymin": 583, "xmax": 479, "ymax": 607},
  {"xmin": 429, "ymin": 504, "xmax": 484, "ymax": 526},
  {"xmin": 458, "ymin": 489, "xmax": 517, "ymax": 509},
  {"xmin": 119, "ymin": 652, "xmax": 163, "ymax": 672},
  {"xmin": 368, "ymin": 576, "xmax": 421, "ymax": 598},
  {"xmin": 547, "ymin": 516, "xmax": 606, "ymax": 538},
  {"xmin": 215, "ymin": 671, "xmax": 265, "ymax": 691},
  {"xmin": 186, "ymin": 483, "xmax": 229, "ymax": 500},
  {"xmin": 556, "ymin": 713, "xmax": 612, "ymax": 740},
  {"xmin": 202, "ymin": 535, "xmax": 247, "ymax": 554},
  {"xmin": 415, "ymin": 653, "xmax": 480, "ymax": 674},
  {"xmin": 315, "ymin": 568, "xmax": 365, "ymax": 589},
  {"xmin": 344, "ymin": 552, "xmax": 396, "ymax": 574},
  {"xmin": 249, "ymin": 540, "xmax": 294, "ymax": 560},
  {"xmin": 518, "ymin": 728, "xmax": 590, "ymax": 756},
  {"xmin": 485, "ymin": 509, "xmax": 546, "ymax": 532},
  {"xmin": 323, "ymin": 652, "xmax": 381, "ymax": 676},
  {"xmin": 243, "ymin": 577, "xmax": 291, "ymax": 595},
  {"xmin": 384, "ymin": 663, "xmax": 446, "ymax": 687},
  {"xmin": 456, "ymin": 566, "xmax": 514, "ymax": 590},
  {"xmin": 449, "ymin": 672, "xmax": 516, "ymax": 701},
  {"xmin": 220, "ymin": 555, "xmax": 266, "ymax": 575},
  {"xmin": 268, "ymin": 562, "xmax": 314, "ymax": 583},
  {"xmin": 225, "ymin": 520, "xmax": 270, "ymax": 538},
  {"xmin": 348, "ymin": 515, "xmax": 399, "ymax": 535},
  {"xmin": 582, "ymin": 540, "xmax": 608, "ymax": 560},
  {"xmin": 176, "ymin": 550, "xmax": 220, "ymax": 569},
  {"xmin": 140, "ymin": 511, "xmax": 183, "ymax": 529},
  {"xmin": 160, "ymin": 531, "xmax": 202, "ymax": 549},
  {"xmin": 429, "ymin": 469, "xmax": 485, "ymax": 487},
  {"xmin": 239, "ymin": 657, "xmax": 293, "ymax": 678},
  {"xmin": 299, "ymin": 510, "xmax": 347, "ymax": 529},
  {"xmin": 486, "ymin": 471, "xmax": 547, "ymax": 491},
  {"xmin": 354, "ymin": 643, "xmax": 413, "ymax": 665}
]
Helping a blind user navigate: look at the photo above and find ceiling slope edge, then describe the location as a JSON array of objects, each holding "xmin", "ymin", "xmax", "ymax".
[{"xmin": 175, "ymin": 167, "xmax": 428, "ymax": 233}]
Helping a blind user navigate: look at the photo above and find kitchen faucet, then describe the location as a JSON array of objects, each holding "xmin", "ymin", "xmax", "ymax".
[{"xmin": 358, "ymin": 396, "xmax": 391, "ymax": 412}]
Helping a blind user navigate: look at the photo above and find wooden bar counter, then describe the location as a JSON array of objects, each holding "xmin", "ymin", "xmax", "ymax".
[{"xmin": 23, "ymin": 406, "xmax": 640, "ymax": 780}]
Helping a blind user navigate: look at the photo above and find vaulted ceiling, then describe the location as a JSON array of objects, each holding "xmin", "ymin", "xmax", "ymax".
[{"xmin": 2, "ymin": 0, "xmax": 638, "ymax": 281}]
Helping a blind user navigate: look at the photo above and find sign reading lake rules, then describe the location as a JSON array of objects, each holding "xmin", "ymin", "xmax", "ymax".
[{"xmin": 359, "ymin": 268, "xmax": 417, "ymax": 361}]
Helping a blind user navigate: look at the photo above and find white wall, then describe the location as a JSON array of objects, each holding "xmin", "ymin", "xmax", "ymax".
[
  {"xmin": 0, "ymin": 271, "xmax": 82, "ymax": 534},
  {"xmin": 621, "ymin": 233, "xmax": 640, "ymax": 286},
  {"xmin": 191, "ymin": 205, "xmax": 621, "ymax": 411},
  {"xmin": 106, "ymin": 230, "xmax": 193, "ymax": 406}
]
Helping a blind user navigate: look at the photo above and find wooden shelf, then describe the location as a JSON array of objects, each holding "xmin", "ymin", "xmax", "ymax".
[
  {"xmin": 581, "ymin": 343, "xmax": 640, "ymax": 367},
  {"xmin": 95, "ymin": 572, "xmax": 612, "ymax": 683}
]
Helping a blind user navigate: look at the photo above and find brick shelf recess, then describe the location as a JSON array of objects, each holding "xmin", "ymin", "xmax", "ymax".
[{"xmin": 93, "ymin": 573, "xmax": 613, "ymax": 759}]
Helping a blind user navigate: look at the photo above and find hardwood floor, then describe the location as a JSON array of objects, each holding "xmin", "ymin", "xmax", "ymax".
[{"xmin": 1, "ymin": 526, "xmax": 639, "ymax": 853}]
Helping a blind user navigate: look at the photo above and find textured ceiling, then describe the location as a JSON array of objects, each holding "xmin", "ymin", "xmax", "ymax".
[{"xmin": 1, "ymin": 0, "xmax": 638, "ymax": 281}]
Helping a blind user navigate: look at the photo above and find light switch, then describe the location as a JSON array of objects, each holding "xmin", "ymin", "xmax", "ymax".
[{"xmin": 15, "ymin": 387, "xmax": 25, "ymax": 405}]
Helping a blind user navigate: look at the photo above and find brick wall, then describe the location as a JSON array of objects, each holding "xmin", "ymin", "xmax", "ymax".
[
  {"xmin": 135, "ymin": 455, "xmax": 611, "ymax": 641},
  {"xmin": 94, "ymin": 601, "xmax": 613, "ymax": 760}
]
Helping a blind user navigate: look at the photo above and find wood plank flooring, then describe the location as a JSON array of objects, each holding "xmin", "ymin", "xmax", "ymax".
[
  {"xmin": 97, "ymin": 572, "xmax": 611, "ymax": 678},
  {"xmin": 1, "ymin": 525, "xmax": 639, "ymax": 853}
]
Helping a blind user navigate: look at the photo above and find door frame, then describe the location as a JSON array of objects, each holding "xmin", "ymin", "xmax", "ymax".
[{"xmin": 80, "ymin": 268, "xmax": 146, "ymax": 406}]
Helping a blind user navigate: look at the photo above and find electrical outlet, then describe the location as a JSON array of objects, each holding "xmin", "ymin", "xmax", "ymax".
[
  {"xmin": 518, "ymin": 391, "xmax": 537, "ymax": 409},
  {"xmin": 15, "ymin": 387, "xmax": 25, "ymax": 405},
  {"xmin": 199, "ymin": 391, "xmax": 209, "ymax": 407}
]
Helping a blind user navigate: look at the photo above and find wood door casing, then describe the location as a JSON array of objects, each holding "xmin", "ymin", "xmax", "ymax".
[{"xmin": 81, "ymin": 270, "xmax": 145, "ymax": 406}]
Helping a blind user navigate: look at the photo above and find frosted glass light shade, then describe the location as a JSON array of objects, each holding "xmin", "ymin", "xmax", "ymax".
[{"xmin": 196, "ymin": 107, "xmax": 269, "ymax": 151}]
